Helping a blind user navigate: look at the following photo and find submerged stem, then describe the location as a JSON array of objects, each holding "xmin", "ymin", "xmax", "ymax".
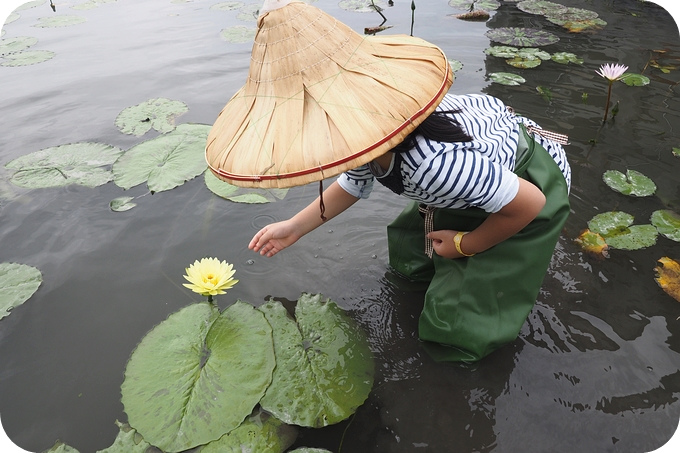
[{"xmin": 602, "ymin": 81, "xmax": 613, "ymax": 123}]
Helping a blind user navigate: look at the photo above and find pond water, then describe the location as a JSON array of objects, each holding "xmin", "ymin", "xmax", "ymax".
[{"xmin": 1, "ymin": 0, "xmax": 680, "ymax": 452}]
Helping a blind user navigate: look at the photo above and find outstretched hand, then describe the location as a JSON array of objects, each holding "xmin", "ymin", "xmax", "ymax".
[{"xmin": 248, "ymin": 220, "xmax": 302, "ymax": 257}]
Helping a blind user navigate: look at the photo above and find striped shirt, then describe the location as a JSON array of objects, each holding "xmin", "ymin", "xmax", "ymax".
[{"xmin": 338, "ymin": 94, "xmax": 571, "ymax": 213}]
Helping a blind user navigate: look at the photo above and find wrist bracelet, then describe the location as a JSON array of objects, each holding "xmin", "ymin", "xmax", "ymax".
[{"xmin": 453, "ymin": 231, "xmax": 475, "ymax": 257}]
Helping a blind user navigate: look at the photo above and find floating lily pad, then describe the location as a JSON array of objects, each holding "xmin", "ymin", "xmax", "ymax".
[
  {"xmin": 6, "ymin": 142, "xmax": 123, "ymax": 189},
  {"xmin": 42, "ymin": 441, "xmax": 80, "ymax": 453},
  {"xmin": 651, "ymin": 210, "xmax": 680, "ymax": 242},
  {"xmin": 603, "ymin": 169, "xmax": 656, "ymax": 197},
  {"xmin": 673, "ymin": 147, "xmax": 680, "ymax": 158},
  {"xmin": 109, "ymin": 196, "xmax": 136, "ymax": 212},
  {"xmin": 485, "ymin": 27, "xmax": 559, "ymax": 47},
  {"xmin": 237, "ymin": 3, "xmax": 261, "ymax": 21},
  {"xmin": 488, "ymin": 72, "xmax": 526, "ymax": 86},
  {"xmin": 574, "ymin": 229, "xmax": 609, "ymax": 259},
  {"xmin": 5, "ymin": 13, "xmax": 20, "ymax": 25},
  {"xmin": 0, "ymin": 36, "xmax": 38, "ymax": 56},
  {"xmin": 17, "ymin": 0, "xmax": 46, "ymax": 10},
  {"xmin": 220, "ymin": 25, "xmax": 256, "ymax": 43},
  {"xmin": 1, "ymin": 262, "xmax": 42, "ymax": 321},
  {"xmin": 545, "ymin": 6, "xmax": 599, "ymax": 22},
  {"xmin": 113, "ymin": 123, "xmax": 210, "ymax": 193},
  {"xmin": 485, "ymin": 46, "xmax": 519, "ymax": 59},
  {"xmin": 205, "ymin": 170, "xmax": 288, "ymax": 204},
  {"xmin": 506, "ymin": 57, "xmax": 541, "ymax": 68},
  {"xmin": 516, "ymin": 0, "xmax": 566, "ymax": 16},
  {"xmin": 258, "ymin": 294, "xmax": 374, "ymax": 428},
  {"xmin": 654, "ymin": 257, "xmax": 680, "ymax": 302},
  {"xmin": 619, "ymin": 73, "xmax": 650, "ymax": 87},
  {"xmin": 536, "ymin": 85, "xmax": 552, "ymax": 102},
  {"xmin": 210, "ymin": 1, "xmax": 245, "ymax": 11},
  {"xmin": 96, "ymin": 420, "xmax": 152, "ymax": 453},
  {"xmin": 547, "ymin": 17, "xmax": 607, "ymax": 33},
  {"xmin": 71, "ymin": 0, "xmax": 117, "ymax": 11},
  {"xmin": 115, "ymin": 98, "xmax": 189, "ymax": 136},
  {"xmin": 34, "ymin": 15, "xmax": 87, "ymax": 28},
  {"xmin": 449, "ymin": 59, "xmax": 463, "ymax": 72},
  {"xmin": 1, "ymin": 49, "xmax": 55, "ymax": 66},
  {"xmin": 449, "ymin": 0, "xmax": 500, "ymax": 11},
  {"xmin": 551, "ymin": 52, "xmax": 583, "ymax": 65},
  {"xmin": 339, "ymin": 0, "xmax": 387, "ymax": 13},
  {"xmin": 506, "ymin": 48, "xmax": 551, "ymax": 68},
  {"xmin": 588, "ymin": 211, "xmax": 657, "ymax": 250},
  {"xmin": 289, "ymin": 449, "xmax": 334, "ymax": 453},
  {"xmin": 121, "ymin": 301, "xmax": 276, "ymax": 452},
  {"xmin": 200, "ymin": 409, "xmax": 297, "ymax": 453}
]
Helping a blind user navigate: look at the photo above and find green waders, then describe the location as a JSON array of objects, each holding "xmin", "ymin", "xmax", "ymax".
[{"xmin": 386, "ymin": 126, "xmax": 570, "ymax": 362}]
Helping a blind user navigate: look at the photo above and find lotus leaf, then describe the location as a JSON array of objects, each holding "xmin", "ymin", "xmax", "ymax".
[
  {"xmin": 449, "ymin": 0, "xmax": 500, "ymax": 11},
  {"xmin": 121, "ymin": 301, "xmax": 276, "ymax": 452},
  {"xmin": 258, "ymin": 294, "xmax": 374, "ymax": 428},
  {"xmin": 651, "ymin": 210, "xmax": 680, "ymax": 242},
  {"xmin": 211, "ymin": 2, "xmax": 245, "ymax": 11},
  {"xmin": 220, "ymin": 25, "xmax": 257, "ymax": 43},
  {"xmin": 339, "ymin": 0, "xmax": 387, "ymax": 13},
  {"xmin": 574, "ymin": 230, "xmax": 609, "ymax": 259},
  {"xmin": 113, "ymin": 123, "xmax": 210, "ymax": 193},
  {"xmin": 42, "ymin": 441, "xmax": 80, "ymax": 453},
  {"xmin": 6, "ymin": 142, "xmax": 123, "ymax": 188},
  {"xmin": 0, "ymin": 36, "xmax": 38, "ymax": 56},
  {"xmin": 547, "ymin": 17, "xmax": 607, "ymax": 33},
  {"xmin": 205, "ymin": 170, "xmax": 288, "ymax": 204},
  {"xmin": 619, "ymin": 73, "xmax": 650, "ymax": 87},
  {"xmin": 516, "ymin": 0, "xmax": 567, "ymax": 16},
  {"xmin": 1, "ymin": 49, "xmax": 55, "ymax": 66},
  {"xmin": 488, "ymin": 72, "xmax": 525, "ymax": 86},
  {"xmin": 551, "ymin": 52, "xmax": 583, "ymax": 65},
  {"xmin": 109, "ymin": 196, "xmax": 136, "ymax": 212},
  {"xmin": 96, "ymin": 420, "xmax": 152, "ymax": 453},
  {"xmin": 654, "ymin": 257, "xmax": 680, "ymax": 302},
  {"xmin": 602, "ymin": 169, "xmax": 656, "ymax": 197},
  {"xmin": 485, "ymin": 27, "xmax": 559, "ymax": 47},
  {"xmin": 114, "ymin": 98, "xmax": 188, "ymax": 136},
  {"xmin": 34, "ymin": 15, "xmax": 87, "ymax": 28},
  {"xmin": 484, "ymin": 46, "xmax": 519, "ymax": 59},
  {"xmin": 199, "ymin": 410, "xmax": 297, "ymax": 453},
  {"xmin": 1, "ymin": 262, "xmax": 42, "ymax": 320}
]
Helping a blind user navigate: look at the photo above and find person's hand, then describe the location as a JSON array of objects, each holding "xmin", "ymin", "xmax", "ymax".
[
  {"xmin": 427, "ymin": 230, "xmax": 468, "ymax": 259},
  {"xmin": 249, "ymin": 220, "xmax": 302, "ymax": 257}
]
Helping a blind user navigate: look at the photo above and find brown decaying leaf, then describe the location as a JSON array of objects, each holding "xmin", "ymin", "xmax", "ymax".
[
  {"xmin": 654, "ymin": 257, "xmax": 680, "ymax": 302},
  {"xmin": 455, "ymin": 10, "xmax": 490, "ymax": 21},
  {"xmin": 574, "ymin": 229, "xmax": 609, "ymax": 259}
]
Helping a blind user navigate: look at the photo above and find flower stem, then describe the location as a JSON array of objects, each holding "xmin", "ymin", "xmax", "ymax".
[
  {"xmin": 602, "ymin": 81, "xmax": 613, "ymax": 123},
  {"xmin": 208, "ymin": 294, "xmax": 213, "ymax": 303}
]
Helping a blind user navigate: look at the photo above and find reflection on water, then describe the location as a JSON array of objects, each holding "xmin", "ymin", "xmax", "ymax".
[{"xmin": 1, "ymin": 0, "xmax": 680, "ymax": 452}]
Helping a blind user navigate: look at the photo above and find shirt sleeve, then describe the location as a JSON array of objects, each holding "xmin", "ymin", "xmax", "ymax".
[{"xmin": 337, "ymin": 164, "xmax": 375, "ymax": 199}]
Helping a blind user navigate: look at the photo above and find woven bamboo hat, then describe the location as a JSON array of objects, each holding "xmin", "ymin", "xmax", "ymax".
[{"xmin": 206, "ymin": 0, "xmax": 453, "ymax": 188}]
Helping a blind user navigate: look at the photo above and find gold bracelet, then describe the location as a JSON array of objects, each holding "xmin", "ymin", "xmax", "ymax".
[{"xmin": 453, "ymin": 231, "xmax": 475, "ymax": 257}]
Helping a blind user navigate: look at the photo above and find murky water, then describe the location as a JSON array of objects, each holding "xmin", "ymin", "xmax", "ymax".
[{"xmin": 1, "ymin": 0, "xmax": 680, "ymax": 452}]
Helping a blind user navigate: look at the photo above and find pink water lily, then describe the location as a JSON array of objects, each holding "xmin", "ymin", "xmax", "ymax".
[
  {"xmin": 596, "ymin": 63, "xmax": 628, "ymax": 81},
  {"xmin": 597, "ymin": 63, "xmax": 629, "ymax": 122}
]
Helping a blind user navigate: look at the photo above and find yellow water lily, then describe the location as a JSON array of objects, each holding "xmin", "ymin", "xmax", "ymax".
[{"xmin": 183, "ymin": 257, "xmax": 238, "ymax": 298}]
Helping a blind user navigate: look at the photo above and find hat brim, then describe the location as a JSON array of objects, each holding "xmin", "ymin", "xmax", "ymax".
[{"xmin": 206, "ymin": 1, "xmax": 453, "ymax": 188}]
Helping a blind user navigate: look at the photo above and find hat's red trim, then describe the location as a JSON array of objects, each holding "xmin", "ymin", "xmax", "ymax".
[{"xmin": 209, "ymin": 66, "xmax": 450, "ymax": 183}]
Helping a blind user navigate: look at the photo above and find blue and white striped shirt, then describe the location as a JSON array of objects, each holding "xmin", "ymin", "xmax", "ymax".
[{"xmin": 338, "ymin": 94, "xmax": 571, "ymax": 213}]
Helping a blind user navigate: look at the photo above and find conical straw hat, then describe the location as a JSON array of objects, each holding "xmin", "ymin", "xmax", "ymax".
[{"xmin": 206, "ymin": 0, "xmax": 453, "ymax": 188}]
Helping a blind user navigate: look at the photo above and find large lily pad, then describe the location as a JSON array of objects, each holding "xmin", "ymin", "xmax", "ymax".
[
  {"xmin": 1, "ymin": 49, "xmax": 55, "ymax": 66},
  {"xmin": 517, "ymin": 0, "xmax": 566, "ymax": 16},
  {"xmin": 289, "ymin": 449, "xmax": 334, "ymax": 453},
  {"xmin": 655, "ymin": 257, "xmax": 680, "ymax": 302},
  {"xmin": 602, "ymin": 169, "xmax": 656, "ymax": 197},
  {"xmin": 96, "ymin": 420, "xmax": 152, "ymax": 453},
  {"xmin": 42, "ymin": 441, "xmax": 80, "ymax": 453},
  {"xmin": 114, "ymin": 98, "xmax": 189, "ymax": 136},
  {"xmin": 211, "ymin": 2, "xmax": 245, "ymax": 11},
  {"xmin": 258, "ymin": 294, "xmax": 374, "ymax": 428},
  {"xmin": 220, "ymin": 25, "xmax": 256, "ymax": 43},
  {"xmin": 34, "ymin": 15, "xmax": 87, "ymax": 28},
  {"xmin": 121, "ymin": 301, "xmax": 275, "ymax": 452},
  {"xmin": 485, "ymin": 27, "xmax": 559, "ymax": 47},
  {"xmin": 449, "ymin": 0, "xmax": 500, "ymax": 11},
  {"xmin": 0, "ymin": 36, "xmax": 38, "ymax": 56},
  {"xmin": 339, "ymin": 0, "xmax": 387, "ymax": 13},
  {"xmin": 1, "ymin": 262, "xmax": 42, "ymax": 321},
  {"xmin": 113, "ymin": 123, "xmax": 210, "ymax": 193},
  {"xmin": 200, "ymin": 409, "xmax": 297, "ymax": 453},
  {"xmin": 551, "ymin": 52, "xmax": 583, "ymax": 65},
  {"xmin": 619, "ymin": 73, "xmax": 650, "ymax": 87},
  {"xmin": 484, "ymin": 46, "xmax": 520, "ymax": 59},
  {"xmin": 5, "ymin": 142, "xmax": 123, "ymax": 189},
  {"xmin": 488, "ymin": 72, "xmax": 526, "ymax": 86},
  {"xmin": 545, "ymin": 6, "xmax": 599, "ymax": 22},
  {"xmin": 651, "ymin": 210, "xmax": 680, "ymax": 242},
  {"xmin": 205, "ymin": 170, "xmax": 288, "ymax": 204},
  {"xmin": 587, "ymin": 211, "xmax": 657, "ymax": 250}
]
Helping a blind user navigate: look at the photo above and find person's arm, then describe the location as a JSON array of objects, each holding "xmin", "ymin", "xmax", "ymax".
[
  {"xmin": 249, "ymin": 180, "xmax": 359, "ymax": 257},
  {"xmin": 427, "ymin": 178, "xmax": 546, "ymax": 258}
]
